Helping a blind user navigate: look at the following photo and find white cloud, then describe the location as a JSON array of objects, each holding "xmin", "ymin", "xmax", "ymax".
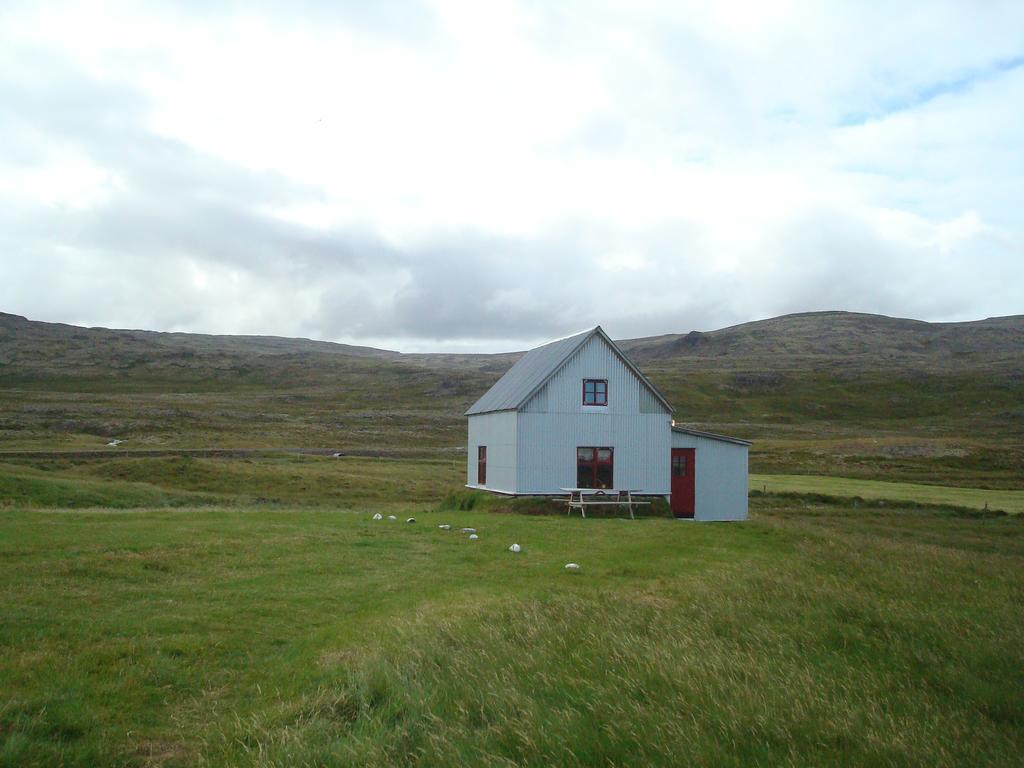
[{"xmin": 0, "ymin": 0, "xmax": 1021, "ymax": 351}]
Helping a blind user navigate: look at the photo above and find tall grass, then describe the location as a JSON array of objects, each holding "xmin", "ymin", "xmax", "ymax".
[
  {"xmin": 751, "ymin": 473, "xmax": 1024, "ymax": 514},
  {"xmin": 0, "ymin": 462, "xmax": 223, "ymax": 508},
  {"xmin": 0, "ymin": 455, "xmax": 464, "ymax": 510},
  {"xmin": 2, "ymin": 491, "xmax": 1022, "ymax": 766},
  {"xmin": 205, "ymin": 501, "xmax": 1024, "ymax": 766}
]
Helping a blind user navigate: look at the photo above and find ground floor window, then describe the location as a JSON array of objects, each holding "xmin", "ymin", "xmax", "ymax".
[
  {"xmin": 577, "ymin": 447, "xmax": 613, "ymax": 488},
  {"xmin": 477, "ymin": 446, "xmax": 487, "ymax": 484}
]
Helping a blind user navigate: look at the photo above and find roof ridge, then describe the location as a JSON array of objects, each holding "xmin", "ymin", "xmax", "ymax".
[{"xmin": 542, "ymin": 325, "xmax": 599, "ymax": 346}]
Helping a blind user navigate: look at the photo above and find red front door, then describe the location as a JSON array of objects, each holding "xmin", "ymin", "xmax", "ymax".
[{"xmin": 671, "ymin": 448, "xmax": 695, "ymax": 518}]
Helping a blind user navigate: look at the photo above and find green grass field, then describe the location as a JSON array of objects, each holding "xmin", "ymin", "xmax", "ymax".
[
  {"xmin": 2, "ymin": 456, "xmax": 1023, "ymax": 767},
  {"xmin": 4, "ymin": 308, "xmax": 1023, "ymax": 764},
  {"xmin": 752, "ymin": 473, "xmax": 1024, "ymax": 514},
  {"xmin": 0, "ymin": 454, "xmax": 464, "ymax": 511}
]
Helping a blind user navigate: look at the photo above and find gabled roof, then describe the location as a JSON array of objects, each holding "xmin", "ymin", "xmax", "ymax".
[{"xmin": 465, "ymin": 326, "xmax": 673, "ymax": 416}]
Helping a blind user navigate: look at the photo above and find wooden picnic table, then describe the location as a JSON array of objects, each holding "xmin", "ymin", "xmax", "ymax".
[{"xmin": 559, "ymin": 488, "xmax": 650, "ymax": 519}]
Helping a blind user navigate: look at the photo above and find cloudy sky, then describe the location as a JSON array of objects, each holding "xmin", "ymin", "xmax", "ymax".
[{"xmin": 1, "ymin": 0, "xmax": 1022, "ymax": 351}]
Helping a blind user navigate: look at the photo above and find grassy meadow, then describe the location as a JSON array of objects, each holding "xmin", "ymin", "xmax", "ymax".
[
  {"xmin": 751, "ymin": 473, "xmax": 1024, "ymax": 515},
  {"xmin": 0, "ymin": 454, "xmax": 463, "ymax": 511},
  {"xmin": 1, "ymin": 455, "xmax": 1023, "ymax": 767},
  {"xmin": 2, "ymin": 367, "xmax": 1022, "ymax": 491},
  {"xmin": 3, "ymin": 312, "xmax": 1024, "ymax": 765}
]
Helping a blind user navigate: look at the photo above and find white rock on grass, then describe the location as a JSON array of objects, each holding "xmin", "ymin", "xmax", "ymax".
[
  {"xmin": 372, "ymin": 513, "xmax": 383, "ymax": 520},
  {"xmin": 387, "ymin": 515, "xmax": 397, "ymax": 521},
  {"xmin": 469, "ymin": 534, "xmax": 479, "ymax": 540},
  {"xmin": 438, "ymin": 524, "xmax": 451, "ymax": 530},
  {"xmin": 460, "ymin": 527, "xmax": 476, "ymax": 534},
  {"xmin": 564, "ymin": 563, "xmax": 581, "ymax": 570},
  {"xmin": 406, "ymin": 517, "xmax": 416, "ymax": 524},
  {"xmin": 508, "ymin": 543, "xmax": 521, "ymax": 553}
]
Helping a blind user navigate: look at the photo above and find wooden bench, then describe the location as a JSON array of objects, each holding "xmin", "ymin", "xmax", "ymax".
[{"xmin": 559, "ymin": 488, "xmax": 651, "ymax": 519}]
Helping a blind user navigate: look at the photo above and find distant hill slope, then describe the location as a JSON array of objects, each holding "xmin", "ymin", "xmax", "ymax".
[
  {"xmin": 0, "ymin": 312, "xmax": 399, "ymax": 372},
  {"xmin": 2, "ymin": 310, "xmax": 1022, "ymax": 379},
  {"xmin": 617, "ymin": 311, "xmax": 1024, "ymax": 371}
]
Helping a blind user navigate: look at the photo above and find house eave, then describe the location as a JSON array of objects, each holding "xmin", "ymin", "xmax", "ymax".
[
  {"xmin": 671, "ymin": 426, "xmax": 752, "ymax": 446},
  {"xmin": 464, "ymin": 407, "xmax": 516, "ymax": 417}
]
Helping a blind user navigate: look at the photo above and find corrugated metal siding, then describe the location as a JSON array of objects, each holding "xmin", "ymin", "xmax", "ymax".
[
  {"xmin": 523, "ymin": 335, "xmax": 671, "ymax": 416},
  {"xmin": 525, "ymin": 386, "xmax": 548, "ymax": 413},
  {"xmin": 639, "ymin": 386, "xmax": 664, "ymax": 414},
  {"xmin": 671, "ymin": 431, "xmax": 748, "ymax": 521},
  {"xmin": 516, "ymin": 336, "xmax": 671, "ymax": 493},
  {"xmin": 467, "ymin": 411, "xmax": 518, "ymax": 493},
  {"xmin": 517, "ymin": 413, "xmax": 670, "ymax": 493}
]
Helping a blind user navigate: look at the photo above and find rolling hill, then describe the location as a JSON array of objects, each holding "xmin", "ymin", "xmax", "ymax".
[
  {"xmin": 4, "ymin": 310, "xmax": 1021, "ymax": 376},
  {"xmin": 618, "ymin": 311, "xmax": 1024, "ymax": 370},
  {"xmin": 1, "ymin": 310, "xmax": 1022, "ymax": 487}
]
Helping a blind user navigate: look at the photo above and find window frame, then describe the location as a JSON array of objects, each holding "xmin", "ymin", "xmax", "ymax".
[
  {"xmin": 672, "ymin": 453, "xmax": 687, "ymax": 477},
  {"xmin": 576, "ymin": 446, "xmax": 613, "ymax": 489},
  {"xmin": 477, "ymin": 445, "xmax": 487, "ymax": 485},
  {"xmin": 582, "ymin": 378, "xmax": 608, "ymax": 407}
]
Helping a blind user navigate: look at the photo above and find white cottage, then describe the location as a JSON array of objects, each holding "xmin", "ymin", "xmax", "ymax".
[{"xmin": 465, "ymin": 326, "xmax": 750, "ymax": 520}]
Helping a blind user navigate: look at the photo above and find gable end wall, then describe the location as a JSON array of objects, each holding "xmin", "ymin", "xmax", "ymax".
[{"xmin": 517, "ymin": 335, "xmax": 671, "ymax": 494}]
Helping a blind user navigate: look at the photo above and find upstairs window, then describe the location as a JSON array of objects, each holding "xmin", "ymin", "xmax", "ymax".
[
  {"xmin": 577, "ymin": 447, "xmax": 613, "ymax": 489},
  {"xmin": 583, "ymin": 379, "xmax": 608, "ymax": 406},
  {"xmin": 477, "ymin": 446, "xmax": 487, "ymax": 485}
]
